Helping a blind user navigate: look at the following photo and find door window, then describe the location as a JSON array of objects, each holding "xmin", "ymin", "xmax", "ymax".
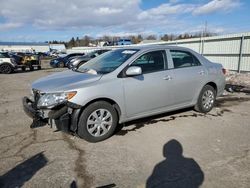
[
  {"xmin": 170, "ymin": 50, "xmax": 201, "ymax": 69},
  {"xmin": 132, "ymin": 51, "xmax": 166, "ymax": 74},
  {"xmin": 0, "ymin": 53, "xmax": 10, "ymax": 58}
]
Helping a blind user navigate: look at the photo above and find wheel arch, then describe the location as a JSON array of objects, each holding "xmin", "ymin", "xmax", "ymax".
[
  {"xmin": 0, "ymin": 62, "xmax": 15, "ymax": 67},
  {"xmin": 205, "ymin": 81, "xmax": 217, "ymax": 94},
  {"xmin": 82, "ymin": 97, "xmax": 122, "ymax": 120},
  {"xmin": 193, "ymin": 81, "xmax": 218, "ymax": 106}
]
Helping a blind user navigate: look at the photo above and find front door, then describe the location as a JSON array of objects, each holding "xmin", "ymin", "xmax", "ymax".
[{"xmin": 123, "ymin": 50, "xmax": 174, "ymax": 117}]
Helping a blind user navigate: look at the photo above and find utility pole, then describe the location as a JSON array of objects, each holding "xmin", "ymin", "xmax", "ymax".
[
  {"xmin": 204, "ymin": 21, "xmax": 207, "ymax": 36},
  {"xmin": 200, "ymin": 21, "xmax": 206, "ymax": 55}
]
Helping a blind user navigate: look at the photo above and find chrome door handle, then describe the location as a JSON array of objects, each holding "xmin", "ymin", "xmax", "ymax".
[
  {"xmin": 163, "ymin": 75, "xmax": 172, "ymax": 80},
  {"xmin": 198, "ymin": 70, "xmax": 205, "ymax": 75}
]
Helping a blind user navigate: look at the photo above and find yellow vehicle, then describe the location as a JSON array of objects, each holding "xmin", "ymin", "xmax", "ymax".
[{"xmin": 17, "ymin": 53, "xmax": 41, "ymax": 71}]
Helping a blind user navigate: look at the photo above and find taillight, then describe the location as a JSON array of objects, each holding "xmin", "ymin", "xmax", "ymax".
[{"xmin": 222, "ymin": 68, "xmax": 226, "ymax": 75}]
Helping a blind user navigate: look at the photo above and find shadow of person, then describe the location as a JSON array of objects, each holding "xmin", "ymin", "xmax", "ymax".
[
  {"xmin": 146, "ymin": 140, "xmax": 204, "ymax": 188},
  {"xmin": 0, "ymin": 152, "xmax": 48, "ymax": 188}
]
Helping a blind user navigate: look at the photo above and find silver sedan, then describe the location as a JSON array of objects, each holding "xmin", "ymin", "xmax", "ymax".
[{"xmin": 23, "ymin": 45, "xmax": 225, "ymax": 142}]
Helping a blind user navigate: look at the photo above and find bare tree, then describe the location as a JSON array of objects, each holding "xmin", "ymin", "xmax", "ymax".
[{"xmin": 146, "ymin": 35, "xmax": 157, "ymax": 40}]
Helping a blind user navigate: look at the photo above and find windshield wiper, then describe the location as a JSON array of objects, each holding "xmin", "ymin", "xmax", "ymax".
[
  {"xmin": 72, "ymin": 67, "xmax": 89, "ymax": 73},
  {"xmin": 73, "ymin": 68, "xmax": 98, "ymax": 75}
]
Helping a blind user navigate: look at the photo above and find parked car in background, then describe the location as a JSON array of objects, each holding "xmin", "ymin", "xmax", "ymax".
[
  {"xmin": 9, "ymin": 53, "xmax": 23, "ymax": 65},
  {"xmin": 0, "ymin": 52, "xmax": 42, "ymax": 73},
  {"xmin": 66, "ymin": 55, "xmax": 84, "ymax": 66},
  {"xmin": 50, "ymin": 53, "xmax": 85, "ymax": 68},
  {"xmin": 36, "ymin": 52, "xmax": 48, "ymax": 58},
  {"xmin": 15, "ymin": 52, "xmax": 41, "ymax": 71},
  {"xmin": 68, "ymin": 49, "xmax": 110, "ymax": 69},
  {"xmin": 23, "ymin": 45, "xmax": 225, "ymax": 142},
  {"xmin": 117, "ymin": 39, "xmax": 132, "ymax": 45},
  {"xmin": 0, "ymin": 52, "xmax": 17, "ymax": 73},
  {"xmin": 103, "ymin": 41, "xmax": 115, "ymax": 46}
]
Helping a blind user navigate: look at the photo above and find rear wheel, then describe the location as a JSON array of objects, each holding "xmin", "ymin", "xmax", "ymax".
[
  {"xmin": 77, "ymin": 101, "xmax": 118, "ymax": 142},
  {"xmin": 58, "ymin": 62, "xmax": 64, "ymax": 68},
  {"xmin": 0, "ymin": 63, "xmax": 13, "ymax": 74},
  {"xmin": 21, "ymin": 66, "xmax": 26, "ymax": 71},
  {"xmin": 195, "ymin": 85, "xmax": 216, "ymax": 113},
  {"xmin": 37, "ymin": 65, "xmax": 41, "ymax": 70}
]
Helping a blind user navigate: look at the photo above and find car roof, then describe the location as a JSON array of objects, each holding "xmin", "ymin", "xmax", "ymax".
[{"xmin": 119, "ymin": 45, "xmax": 193, "ymax": 52}]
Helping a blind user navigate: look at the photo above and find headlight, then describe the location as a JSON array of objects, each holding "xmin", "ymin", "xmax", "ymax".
[{"xmin": 37, "ymin": 91, "xmax": 77, "ymax": 108}]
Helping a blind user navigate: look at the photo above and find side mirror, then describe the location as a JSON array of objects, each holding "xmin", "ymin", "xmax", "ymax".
[{"xmin": 126, "ymin": 66, "xmax": 142, "ymax": 76}]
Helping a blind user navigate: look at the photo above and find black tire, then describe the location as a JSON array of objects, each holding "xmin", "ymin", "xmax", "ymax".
[
  {"xmin": 0, "ymin": 63, "xmax": 13, "ymax": 74},
  {"xmin": 29, "ymin": 64, "xmax": 34, "ymax": 71},
  {"xmin": 77, "ymin": 101, "xmax": 118, "ymax": 142},
  {"xmin": 37, "ymin": 65, "xmax": 41, "ymax": 70},
  {"xmin": 21, "ymin": 66, "xmax": 26, "ymax": 71},
  {"xmin": 194, "ymin": 85, "xmax": 216, "ymax": 113},
  {"xmin": 58, "ymin": 62, "xmax": 64, "ymax": 68}
]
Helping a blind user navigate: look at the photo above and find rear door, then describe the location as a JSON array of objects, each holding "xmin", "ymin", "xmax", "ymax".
[{"xmin": 169, "ymin": 50, "xmax": 206, "ymax": 105}]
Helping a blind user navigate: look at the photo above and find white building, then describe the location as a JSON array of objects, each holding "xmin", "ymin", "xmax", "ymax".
[
  {"xmin": 0, "ymin": 42, "xmax": 50, "ymax": 52},
  {"xmin": 49, "ymin": 44, "xmax": 66, "ymax": 52}
]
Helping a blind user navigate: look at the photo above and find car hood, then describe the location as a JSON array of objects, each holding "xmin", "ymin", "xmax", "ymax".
[{"xmin": 32, "ymin": 70, "xmax": 102, "ymax": 93}]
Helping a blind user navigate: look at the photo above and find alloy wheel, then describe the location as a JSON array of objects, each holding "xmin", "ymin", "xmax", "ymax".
[
  {"xmin": 86, "ymin": 109, "xmax": 113, "ymax": 137},
  {"xmin": 202, "ymin": 90, "xmax": 214, "ymax": 110}
]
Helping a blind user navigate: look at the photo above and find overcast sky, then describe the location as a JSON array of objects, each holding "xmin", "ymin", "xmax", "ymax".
[{"xmin": 0, "ymin": 0, "xmax": 249, "ymax": 42}]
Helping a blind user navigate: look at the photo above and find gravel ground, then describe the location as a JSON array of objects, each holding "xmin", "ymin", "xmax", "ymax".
[{"xmin": 0, "ymin": 67, "xmax": 250, "ymax": 188}]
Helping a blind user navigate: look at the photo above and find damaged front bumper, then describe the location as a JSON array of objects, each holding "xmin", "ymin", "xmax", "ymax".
[{"xmin": 22, "ymin": 96, "xmax": 82, "ymax": 132}]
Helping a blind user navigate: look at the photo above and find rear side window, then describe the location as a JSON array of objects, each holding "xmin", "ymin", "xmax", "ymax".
[
  {"xmin": 170, "ymin": 50, "xmax": 201, "ymax": 69},
  {"xmin": 132, "ymin": 51, "xmax": 166, "ymax": 74},
  {"xmin": 0, "ymin": 53, "xmax": 10, "ymax": 58}
]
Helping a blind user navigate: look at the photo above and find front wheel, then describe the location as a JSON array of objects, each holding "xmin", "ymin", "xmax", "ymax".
[
  {"xmin": 77, "ymin": 101, "xmax": 118, "ymax": 142},
  {"xmin": 195, "ymin": 85, "xmax": 216, "ymax": 113},
  {"xmin": 0, "ymin": 63, "xmax": 13, "ymax": 74}
]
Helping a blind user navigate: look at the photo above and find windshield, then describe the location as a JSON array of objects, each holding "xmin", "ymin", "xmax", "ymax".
[{"xmin": 77, "ymin": 49, "xmax": 139, "ymax": 74}]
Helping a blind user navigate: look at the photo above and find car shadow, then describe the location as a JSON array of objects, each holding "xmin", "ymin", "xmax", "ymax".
[
  {"xmin": 116, "ymin": 95, "xmax": 250, "ymax": 136},
  {"xmin": 116, "ymin": 107, "xmax": 194, "ymax": 136},
  {"xmin": 11, "ymin": 69, "xmax": 41, "ymax": 74},
  {"xmin": 146, "ymin": 139, "xmax": 204, "ymax": 188},
  {"xmin": 215, "ymin": 95, "xmax": 250, "ymax": 107},
  {"xmin": 0, "ymin": 152, "xmax": 48, "ymax": 188}
]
